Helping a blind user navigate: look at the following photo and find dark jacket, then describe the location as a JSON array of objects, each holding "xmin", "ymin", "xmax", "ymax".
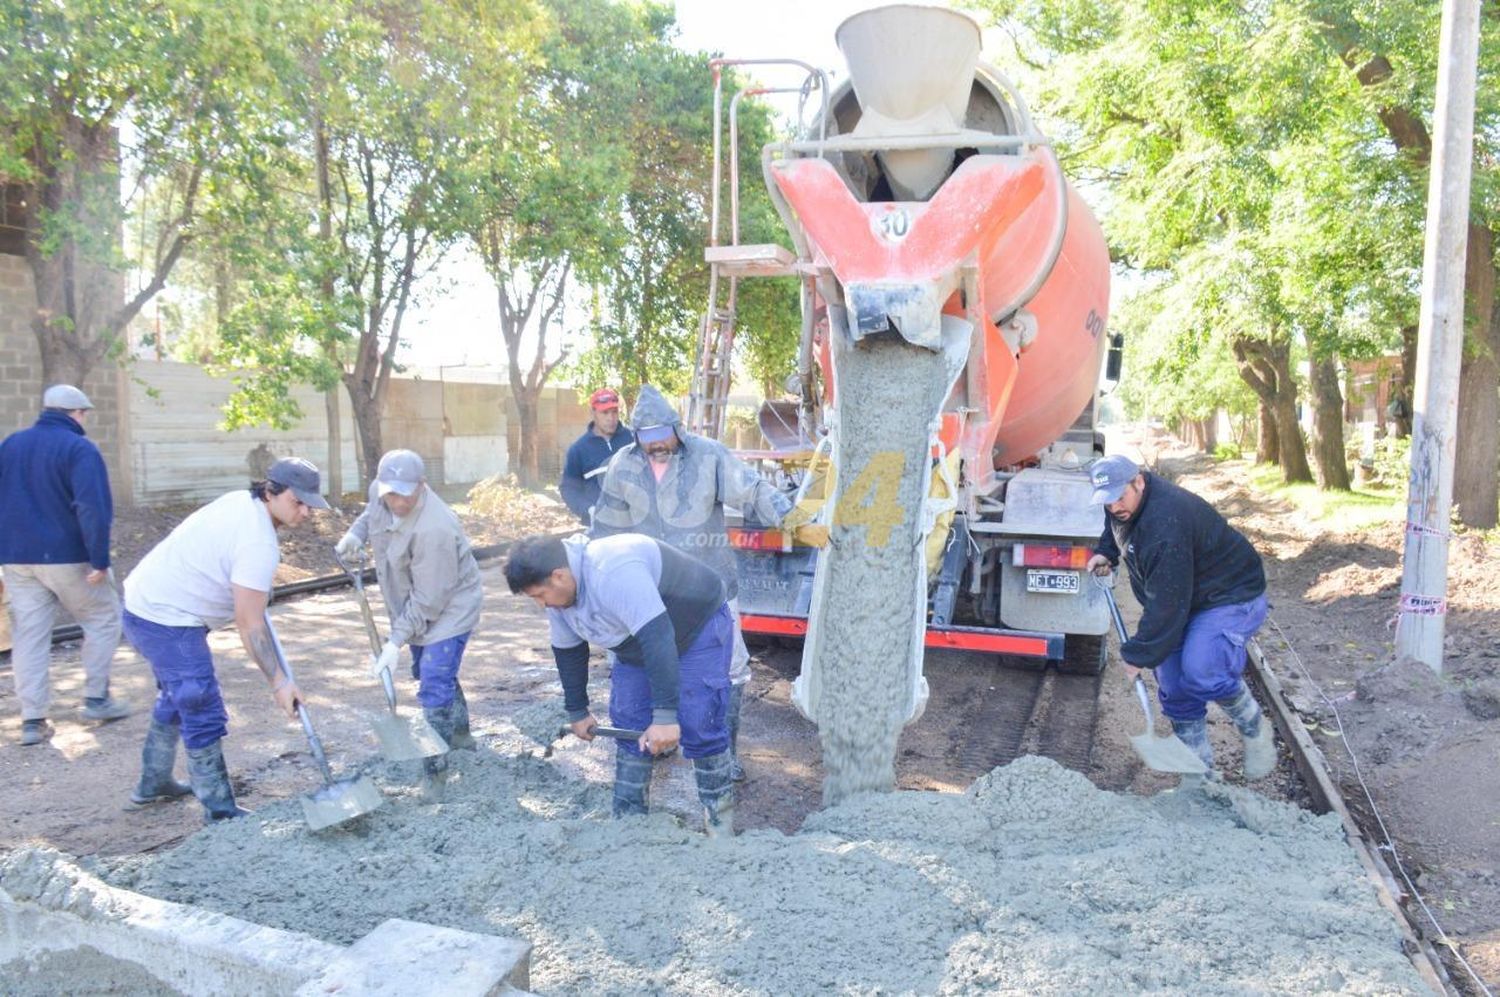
[
  {"xmin": 1094, "ymin": 471, "xmax": 1264, "ymax": 669},
  {"xmin": 0, "ymin": 409, "xmax": 113, "ymax": 568},
  {"xmin": 559, "ymin": 420, "xmax": 634, "ymax": 524},
  {"xmin": 592, "ymin": 385, "xmax": 792, "ymax": 599}
]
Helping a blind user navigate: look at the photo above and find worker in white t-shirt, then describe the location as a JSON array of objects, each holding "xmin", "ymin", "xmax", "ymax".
[{"xmin": 121, "ymin": 458, "xmax": 329, "ymax": 822}]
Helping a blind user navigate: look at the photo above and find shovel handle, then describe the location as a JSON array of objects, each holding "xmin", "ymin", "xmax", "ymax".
[
  {"xmin": 1096, "ymin": 574, "xmax": 1130, "ymax": 643},
  {"xmin": 335, "ymin": 548, "xmax": 386, "ymax": 657},
  {"xmin": 1134, "ymin": 676, "xmax": 1156, "ymax": 726},
  {"xmin": 264, "ymin": 611, "xmax": 336, "ymax": 786}
]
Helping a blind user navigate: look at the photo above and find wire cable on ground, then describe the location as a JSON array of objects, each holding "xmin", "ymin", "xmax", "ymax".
[{"xmin": 1267, "ymin": 614, "xmax": 1495, "ymax": 997}]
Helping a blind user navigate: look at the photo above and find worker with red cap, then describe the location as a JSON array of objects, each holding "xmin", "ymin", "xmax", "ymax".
[{"xmin": 560, "ymin": 388, "xmax": 634, "ymax": 527}]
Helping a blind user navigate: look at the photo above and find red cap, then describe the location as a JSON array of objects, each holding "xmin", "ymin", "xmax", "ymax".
[{"xmin": 589, "ymin": 388, "xmax": 620, "ymax": 410}]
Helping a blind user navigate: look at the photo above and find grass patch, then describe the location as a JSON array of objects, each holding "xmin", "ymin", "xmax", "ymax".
[{"xmin": 1243, "ymin": 462, "xmax": 1404, "ymax": 532}]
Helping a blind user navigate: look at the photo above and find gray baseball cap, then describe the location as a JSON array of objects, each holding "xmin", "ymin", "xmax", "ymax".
[
  {"xmin": 376, "ymin": 449, "xmax": 426, "ymax": 497},
  {"xmin": 42, "ymin": 384, "xmax": 93, "ymax": 410},
  {"xmin": 1088, "ymin": 454, "xmax": 1140, "ymax": 505},
  {"xmin": 266, "ymin": 457, "xmax": 331, "ymax": 509}
]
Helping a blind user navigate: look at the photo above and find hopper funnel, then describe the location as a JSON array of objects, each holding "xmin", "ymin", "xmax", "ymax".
[{"xmin": 836, "ymin": 5, "xmax": 982, "ymax": 200}]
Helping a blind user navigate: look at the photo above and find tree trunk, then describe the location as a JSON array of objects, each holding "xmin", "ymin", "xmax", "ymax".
[
  {"xmin": 313, "ymin": 112, "xmax": 343, "ymax": 501},
  {"xmin": 345, "ymin": 377, "xmax": 382, "ymax": 487},
  {"xmin": 1392, "ymin": 325, "xmax": 1417, "ymax": 438},
  {"xmin": 1454, "ymin": 226, "xmax": 1499, "ymax": 528},
  {"xmin": 1257, "ymin": 401, "xmax": 1280, "ymax": 464},
  {"xmin": 325, "ymin": 389, "xmax": 343, "ymax": 501},
  {"xmin": 1309, "ymin": 356, "xmax": 1352, "ymax": 490},
  {"xmin": 1234, "ymin": 337, "xmax": 1311, "ymax": 481},
  {"xmin": 514, "ymin": 391, "xmax": 541, "ymax": 487}
]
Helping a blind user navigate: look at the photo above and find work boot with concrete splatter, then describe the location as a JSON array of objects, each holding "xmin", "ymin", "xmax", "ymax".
[
  {"xmin": 1168, "ymin": 717, "xmax": 1215, "ymax": 777},
  {"xmin": 185, "ymin": 740, "xmax": 251, "ymax": 822},
  {"xmin": 421, "ymin": 704, "xmax": 456, "ymax": 802},
  {"xmin": 612, "ymin": 750, "xmax": 654, "ymax": 818},
  {"xmin": 127, "ymin": 719, "xmax": 193, "ymax": 809},
  {"xmin": 692, "ymin": 752, "xmax": 735, "ymax": 837},
  {"xmin": 726, "ymin": 683, "xmax": 746, "ymax": 782},
  {"xmin": 448, "ymin": 682, "xmax": 476, "ymax": 751},
  {"xmin": 1217, "ymin": 682, "xmax": 1277, "ymax": 780}
]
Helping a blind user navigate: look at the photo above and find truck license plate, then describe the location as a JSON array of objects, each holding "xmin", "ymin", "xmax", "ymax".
[{"xmin": 1026, "ymin": 569, "xmax": 1080, "ymax": 594}]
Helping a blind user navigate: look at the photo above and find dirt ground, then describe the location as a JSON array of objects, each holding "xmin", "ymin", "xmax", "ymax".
[
  {"xmin": 1129, "ymin": 427, "xmax": 1500, "ymax": 993},
  {"xmin": 1, "ymin": 434, "xmax": 1497, "ymax": 992}
]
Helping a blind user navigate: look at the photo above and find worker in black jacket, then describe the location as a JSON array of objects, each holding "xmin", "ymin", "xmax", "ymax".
[{"xmin": 1084, "ymin": 454, "xmax": 1276, "ymax": 780}]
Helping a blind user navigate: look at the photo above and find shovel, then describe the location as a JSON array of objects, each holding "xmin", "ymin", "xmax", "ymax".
[
  {"xmin": 1097, "ymin": 578, "xmax": 1209, "ymax": 775},
  {"xmin": 543, "ymin": 724, "xmax": 646, "ymax": 758},
  {"xmin": 334, "ymin": 548, "xmax": 448, "ymax": 762},
  {"xmin": 264, "ymin": 611, "xmax": 387, "ymax": 831}
]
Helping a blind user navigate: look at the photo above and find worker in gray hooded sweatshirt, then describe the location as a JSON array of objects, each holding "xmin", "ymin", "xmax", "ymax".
[
  {"xmin": 336, "ymin": 449, "xmax": 483, "ymax": 798},
  {"xmin": 593, "ymin": 385, "xmax": 813, "ymax": 782}
]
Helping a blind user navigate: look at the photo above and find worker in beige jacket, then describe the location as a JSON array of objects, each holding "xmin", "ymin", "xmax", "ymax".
[{"xmin": 337, "ymin": 450, "xmax": 483, "ymax": 788}]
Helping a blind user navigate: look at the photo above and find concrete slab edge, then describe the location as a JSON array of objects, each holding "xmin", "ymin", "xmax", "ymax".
[
  {"xmin": 1247, "ymin": 640, "xmax": 1454, "ymax": 996},
  {"xmin": 1, "ymin": 851, "xmax": 535, "ymax": 996}
]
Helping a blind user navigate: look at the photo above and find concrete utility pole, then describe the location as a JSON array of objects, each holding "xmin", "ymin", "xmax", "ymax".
[{"xmin": 1397, "ymin": 0, "xmax": 1481, "ymax": 672}]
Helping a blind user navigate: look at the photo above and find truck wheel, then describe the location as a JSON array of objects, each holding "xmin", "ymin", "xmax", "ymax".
[{"xmin": 1057, "ymin": 634, "xmax": 1107, "ymax": 675}]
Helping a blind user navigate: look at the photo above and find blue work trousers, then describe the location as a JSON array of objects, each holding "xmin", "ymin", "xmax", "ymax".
[
  {"xmin": 122, "ymin": 609, "xmax": 228, "ymax": 750},
  {"xmin": 410, "ymin": 631, "xmax": 470, "ymax": 709},
  {"xmin": 1154, "ymin": 593, "xmax": 1269, "ymax": 722},
  {"xmin": 610, "ymin": 604, "xmax": 732, "ymax": 759}
]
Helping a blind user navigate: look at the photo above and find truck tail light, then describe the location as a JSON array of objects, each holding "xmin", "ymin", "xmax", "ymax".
[{"xmin": 1012, "ymin": 543, "xmax": 1091, "ymax": 569}]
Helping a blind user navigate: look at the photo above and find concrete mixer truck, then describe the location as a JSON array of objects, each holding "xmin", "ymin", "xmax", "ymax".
[{"xmin": 689, "ymin": 4, "xmax": 1120, "ymax": 802}]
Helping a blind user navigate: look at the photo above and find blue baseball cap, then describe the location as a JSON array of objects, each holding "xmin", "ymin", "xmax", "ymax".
[
  {"xmin": 266, "ymin": 457, "xmax": 331, "ymax": 509},
  {"xmin": 1088, "ymin": 454, "xmax": 1140, "ymax": 505},
  {"xmin": 636, "ymin": 424, "xmax": 676, "ymax": 444}
]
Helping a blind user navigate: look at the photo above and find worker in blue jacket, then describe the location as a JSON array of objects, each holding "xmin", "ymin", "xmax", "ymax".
[
  {"xmin": 0, "ymin": 385, "xmax": 130, "ymax": 746},
  {"xmin": 559, "ymin": 388, "xmax": 633, "ymax": 526},
  {"xmin": 1084, "ymin": 454, "xmax": 1275, "ymax": 781}
]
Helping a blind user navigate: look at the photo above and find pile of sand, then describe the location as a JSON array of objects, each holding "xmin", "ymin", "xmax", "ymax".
[{"xmin": 77, "ymin": 736, "xmax": 1423, "ymax": 995}]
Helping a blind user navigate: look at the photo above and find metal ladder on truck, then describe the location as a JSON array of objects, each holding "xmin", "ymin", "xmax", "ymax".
[{"xmin": 686, "ymin": 59, "xmax": 829, "ymax": 441}]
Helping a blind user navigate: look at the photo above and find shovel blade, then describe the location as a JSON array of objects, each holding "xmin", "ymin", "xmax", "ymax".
[
  {"xmin": 1130, "ymin": 732, "xmax": 1210, "ymax": 775},
  {"xmin": 373, "ymin": 712, "xmax": 448, "ymax": 762},
  {"xmin": 301, "ymin": 775, "xmax": 386, "ymax": 831}
]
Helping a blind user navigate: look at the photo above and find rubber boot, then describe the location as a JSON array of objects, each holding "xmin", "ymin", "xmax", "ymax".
[
  {"xmin": 726, "ymin": 682, "xmax": 746, "ymax": 782},
  {"xmin": 1169, "ymin": 717, "xmax": 1214, "ymax": 791},
  {"xmin": 1219, "ymin": 683, "xmax": 1276, "ymax": 780},
  {"xmin": 421, "ymin": 704, "xmax": 456, "ymax": 802},
  {"xmin": 128, "ymin": 720, "xmax": 193, "ymax": 809},
  {"xmin": 612, "ymin": 749, "xmax": 654, "ymax": 818},
  {"xmin": 692, "ymin": 751, "xmax": 735, "ymax": 838},
  {"xmin": 184, "ymin": 740, "xmax": 250, "ymax": 822},
  {"xmin": 448, "ymin": 682, "xmax": 476, "ymax": 751}
]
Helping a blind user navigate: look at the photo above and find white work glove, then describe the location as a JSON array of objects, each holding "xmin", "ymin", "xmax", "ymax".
[
  {"xmin": 370, "ymin": 641, "xmax": 399, "ymax": 681},
  {"xmin": 335, "ymin": 532, "xmax": 363, "ymax": 559}
]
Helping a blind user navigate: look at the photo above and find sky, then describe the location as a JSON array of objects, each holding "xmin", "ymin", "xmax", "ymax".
[{"xmin": 397, "ymin": 0, "xmax": 891, "ymax": 372}]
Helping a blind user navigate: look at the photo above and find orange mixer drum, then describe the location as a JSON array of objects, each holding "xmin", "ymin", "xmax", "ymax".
[
  {"xmin": 799, "ymin": 6, "xmax": 1113, "ymax": 470},
  {"xmin": 979, "ymin": 174, "xmax": 1112, "ymax": 466}
]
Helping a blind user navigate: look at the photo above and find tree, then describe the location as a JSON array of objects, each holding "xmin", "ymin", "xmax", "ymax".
[
  {"xmin": 567, "ymin": 16, "xmax": 801, "ymax": 406},
  {"xmin": 466, "ymin": 0, "xmax": 638, "ymax": 486},
  {"xmin": 1317, "ymin": 3, "xmax": 1500, "ymax": 524},
  {"xmin": 0, "ymin": 0, "xmax": 294, "ymax": 389},
  {"xmin": 179, "ymin": 0, "xmax": 540, "ymax": 484},
  {"xmin": 977, "ymin": 0, "xmax": 1498, "ymax": 511}
]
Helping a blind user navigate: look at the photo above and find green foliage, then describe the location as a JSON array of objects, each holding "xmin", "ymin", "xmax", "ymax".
[
  {"xmin": 0, "ymin": 0, "xmax": 319, "ymax": 380},
  {"xmin": 1212, "ymin": 442, "xmax": 1241, "ymax": 462},
  {"xmin": 970, "ymin": 0, "xmax": 1499, "ymax": 432},
  {"xmin": 1244, "ymin": 460, "xmax": 1401, "ymax": 531},
  {"xmin": 1369, "ymin": 434, "xmax": 1411, "ymax": 487}
]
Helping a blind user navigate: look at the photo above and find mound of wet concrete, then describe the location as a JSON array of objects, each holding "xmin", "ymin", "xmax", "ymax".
[{"xmin": 95, "ymin": 743, "xmax": 1423, "ymax": 995}]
